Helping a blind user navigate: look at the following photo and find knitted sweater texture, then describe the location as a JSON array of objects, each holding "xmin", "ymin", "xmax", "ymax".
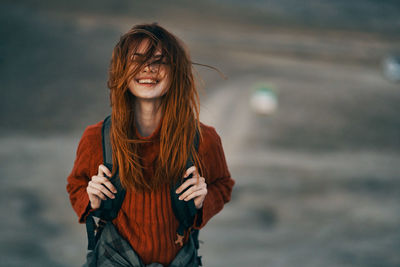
[{"xmin": 66, "ymin": 119, "xmax": 234, "ymax": 266}]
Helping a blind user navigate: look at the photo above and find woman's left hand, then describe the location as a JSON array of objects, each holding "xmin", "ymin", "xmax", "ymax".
[{"xmin": 175, "ymin": 166, "xmax": 208, "ymax": 209}]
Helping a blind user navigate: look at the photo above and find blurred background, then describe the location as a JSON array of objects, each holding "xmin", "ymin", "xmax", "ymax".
[{"xmin": 1, "ymin": 0, "xmax": 400, "ymax": 266}]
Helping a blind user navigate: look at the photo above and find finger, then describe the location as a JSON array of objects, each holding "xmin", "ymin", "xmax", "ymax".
[
  {"xmin": 98, "ymin": 164, "xmax": 112, "ymax": 177},
  {"xmin": 179, "ymin": 181, "xmax": 207, "ymax": 200},
  {"xmin": 184, "ymin": 166, "xmax": 199, "ymax": 178},
  {"xmin": 178, "ymin": 183, "xmax": 199, "ymax": 200},
  {"xmin": 176, "ymin": 176, "xmax": 198, "ymax": 194},
  {"xmin": 183, "ymin": 188, "xmax": 207, "ymax": 201},
  {"xmin": 91, "ymin": 176, "xmax": 117, "ymax": 193},
  {"xmin": 87, "ymin": 187, "xmax": 107, "ymax": 200},
  {"xmin": 194, "ymin": 192, "xmax": 207, "ymax": 209},
  {"xmin": 194, "ymin": 198, "xmax": 203, "ymax": 209},
  {"xmin": 176, "ymin": 176, "xmax": 206, "ymax": 194},
  {"xmin": 89, "ymin": 181, "xmax": 115, "ymax": 199}
]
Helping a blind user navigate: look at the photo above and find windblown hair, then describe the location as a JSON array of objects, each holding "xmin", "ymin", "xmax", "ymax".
[{"xmin": 107, "ymin": 23, "xmax": 202, "ymax": 192}]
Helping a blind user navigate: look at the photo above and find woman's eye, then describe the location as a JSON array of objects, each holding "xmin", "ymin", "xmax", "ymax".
[
  {"xmin": 131, "ymin": 57, "xmax": 144, "ymax": 63},
  {"xmin": 130, "ymin": 55, "xmax": 167, "ymax": 66},
  {"xmin": 151, "ymin": 59, "xmax": 165, "ymax": 65}
]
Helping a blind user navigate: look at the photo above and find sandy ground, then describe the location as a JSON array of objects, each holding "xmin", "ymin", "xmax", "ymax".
[{"xmin": 1, "ymin": 1, "xmax": 400, "ymax": 267}]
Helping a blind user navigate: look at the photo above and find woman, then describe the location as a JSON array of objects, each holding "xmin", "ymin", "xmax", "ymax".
[{"xmin": 66, "ymin": 23, "xmax": 234, "ymax": 266}]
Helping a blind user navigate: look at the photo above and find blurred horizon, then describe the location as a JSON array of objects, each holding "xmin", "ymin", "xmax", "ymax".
[{"xmin": 1, "ymin": 0, "xmax": 399, "ymax": 137}]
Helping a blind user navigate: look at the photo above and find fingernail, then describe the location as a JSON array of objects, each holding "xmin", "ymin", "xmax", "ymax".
[
  {"xmin": 178, "ymin": 196, "xmax": 182, "ymax": 200},
  {"xmin": 112, "ymin": 195, "xmax": 115, "ymax": 199}
]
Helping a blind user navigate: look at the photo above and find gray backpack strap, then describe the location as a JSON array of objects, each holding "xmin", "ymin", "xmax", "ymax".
[
  {"xmin": 170, "ymin": 131, "xmax": 200, "ymax": 246},
  {"xmin": 86, "ymin": 115, "xmax": 125, "ymax": 251},
  {"xmin": 102, "ymin": 115, "xmax": 112, "ymax": 168},
  {"xmin": 99, "ymin": 115, "xmax": 126, "ymax": 220}
]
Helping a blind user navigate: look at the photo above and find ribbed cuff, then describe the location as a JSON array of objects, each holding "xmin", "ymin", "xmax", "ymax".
[{"xmin": 78, "ymin": 193, "xmax": 98, "ymax": 223}]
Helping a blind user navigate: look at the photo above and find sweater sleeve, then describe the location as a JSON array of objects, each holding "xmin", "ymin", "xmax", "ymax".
[
  {"xmin": 66, "ymin": 124, "xmax": 102, "ymax": 223},
  {"xmin": 193, "ymin": 126, "xmax": 235, "ymax": 230}
]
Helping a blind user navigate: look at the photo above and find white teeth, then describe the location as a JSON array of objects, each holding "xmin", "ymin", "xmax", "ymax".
[{"xmin": 138, "ymin": 79, "xmax": 157, "ymax": 84}]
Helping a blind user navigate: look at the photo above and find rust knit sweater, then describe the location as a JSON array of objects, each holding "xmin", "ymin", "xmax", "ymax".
[{"xmin": 66, "ymin": 119, "xmax": 235, "ymax": 266}]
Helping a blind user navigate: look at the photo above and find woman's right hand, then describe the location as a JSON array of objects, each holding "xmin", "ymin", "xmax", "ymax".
[{"xmin": 86, "ymin": 164, "xmax": 117, "ymax": 209}]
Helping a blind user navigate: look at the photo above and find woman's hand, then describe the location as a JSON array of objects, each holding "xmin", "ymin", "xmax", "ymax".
[
  {"xmin": 86, "ymin": 164, "xmax": 117, "ymax": 209},
  {"xmin": 175, "ymin": 166, "xmax": 208, "ymax": 209}
]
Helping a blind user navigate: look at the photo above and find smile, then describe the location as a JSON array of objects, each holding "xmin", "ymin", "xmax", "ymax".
[{"xmin": 136, "ymin": 78, "xmax": 159, "ymax": 84}]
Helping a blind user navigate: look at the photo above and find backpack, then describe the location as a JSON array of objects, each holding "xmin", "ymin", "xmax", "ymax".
[{"xmin": 85, "ymin": 115, "xmax": 202, "ymax": 266}]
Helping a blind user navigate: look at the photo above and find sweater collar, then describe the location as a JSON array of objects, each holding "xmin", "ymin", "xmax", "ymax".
[{"xmin": 134, "ymin": 117, "xmax": 163, "ymax": 141}]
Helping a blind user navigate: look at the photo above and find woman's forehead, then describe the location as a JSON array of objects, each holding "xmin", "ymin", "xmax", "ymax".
[{"xmin": 134, "ymin": 38, "xmax": 163, "ymax": 56}]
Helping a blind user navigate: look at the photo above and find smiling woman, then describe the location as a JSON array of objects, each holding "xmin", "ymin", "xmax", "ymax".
[{"xmin": 66, "ymin": 23, "xmax": 235, "ymax": 267}]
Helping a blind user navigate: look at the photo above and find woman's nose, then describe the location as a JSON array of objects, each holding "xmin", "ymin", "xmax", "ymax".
[{"xmin": 143, "ymin": 63, "xmax": 157, "ymax": 73}]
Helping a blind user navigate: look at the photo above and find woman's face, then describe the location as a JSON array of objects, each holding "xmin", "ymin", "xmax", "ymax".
[{"xmin": 127, "ymin": 39, "xmax": 171, "ymax": 100}]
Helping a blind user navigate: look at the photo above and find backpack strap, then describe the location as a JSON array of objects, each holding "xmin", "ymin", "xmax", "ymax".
[
  {"xmin": 85, "ymin": 115, "xmax": 126, "ymax": 250},
  {"xmin": 170, "ymin": 132, "xmax": 200, "ymax": 246},
  {"xmin": 102, "ymin": 115, "xmax": 113, "ymax": 171},
  {"xmin": 98, "ymin": 115, "xmax": 126, "ymax": 221}
]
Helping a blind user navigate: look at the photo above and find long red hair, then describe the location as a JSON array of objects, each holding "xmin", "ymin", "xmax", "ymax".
[{"xmin": 107, "ymin": 23, "xmax": 202, "ymax": 192}]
